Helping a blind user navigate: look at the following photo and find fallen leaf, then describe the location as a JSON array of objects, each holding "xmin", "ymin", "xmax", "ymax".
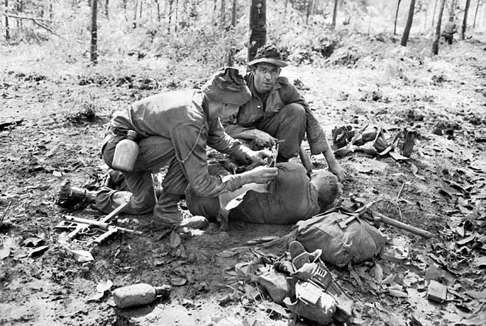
[
  {"xmin": 96, "ymin": 279, "xmax": 113, "ymax": 293},
  {"xmin": 0, "ymin": 247, "xmax": 11, "ymax": 260},
  {"xmin": 466, "ymin": 289, "xmax": 486, "ymax": 300},
  {"xmin": 170, "ymin": 276, "xmax": 187, "ymax": 287},
  {"xmin": 28, "ymin": 245, "xmax": 49, "ymax": 258},
  {"xmin": 169, "ymin": 231, "xmax": 181, "ymax": 248},
  {"xmin": 456, "ymin": 234, "xmax": 476, "ymax": 246},
  {"xmin": 22, "ymin": 237, "xmax": 45, "ymax": 247},
  {"xmin": 86, "ymin": 291, "xmax": 105, "ymax": 303},
  {"xmin": 388, "ymin": 287, "xmax": 408, "ymax": 298},
  {"xmin": 70, "ymin": 249, "xmax": 94, "ymax": 262},
  {"xmin": 374, "ymin": 263, "xmax": 384, "ymax": 283},
  {"xmin": 473, "ymin": 256, "xmax": 486, "ymax": 268}
]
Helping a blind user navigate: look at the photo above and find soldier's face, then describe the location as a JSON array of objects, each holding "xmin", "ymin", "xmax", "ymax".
[{"xmin": 253, "ymin": 63, "xmax": 280, "ymax": 94}]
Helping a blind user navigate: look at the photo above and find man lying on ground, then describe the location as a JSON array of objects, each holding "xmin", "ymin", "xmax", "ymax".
[
  {"xmin": 221, "ymin": 44, "xmax": 344, "ymax": 181},
  {"xmin": 187, "ymin": 162, "xmax": 342, "ymax": 228},
  {"xmin": 57, "ymin": 68, "xmax": 278, "ymax": 229}
]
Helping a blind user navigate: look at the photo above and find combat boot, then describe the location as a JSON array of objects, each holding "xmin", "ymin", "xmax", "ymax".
[{"xmin": 56, "ymin": 180, "xmax": 96, "ymax": 211}]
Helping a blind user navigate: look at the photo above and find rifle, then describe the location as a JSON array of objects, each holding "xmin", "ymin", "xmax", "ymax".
[
  {"xmin": 62, "ymin": 201, "xmax": 142, "ymax": 245},
  {"xmin": 63, "ymin": 214, "xmax": 142, "ymax": 244},
  {"xmin": 356, "ymin": 202, "xmax": 434, "ymax": 239}
]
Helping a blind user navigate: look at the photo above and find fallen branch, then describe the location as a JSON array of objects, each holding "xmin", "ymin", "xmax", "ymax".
[
  {"xmin": 0, "ymin": 11, "xmax": 54, "ymax": 23},
  {"xmin": 0, "ymin": 11, "xmax": 65, "ymax": 39}
]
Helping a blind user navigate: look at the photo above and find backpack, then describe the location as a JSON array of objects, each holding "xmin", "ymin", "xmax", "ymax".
[{"xmin": 295, "ymin": 211, "xmax": 386, "ymax": 267}]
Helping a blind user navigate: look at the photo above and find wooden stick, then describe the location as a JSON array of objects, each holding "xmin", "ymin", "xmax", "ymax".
[{"xmin": 371, "ymin": 210, "xmax": 433, "ymax": 239}]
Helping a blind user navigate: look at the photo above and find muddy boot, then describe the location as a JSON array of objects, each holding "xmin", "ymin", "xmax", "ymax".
[
  {"xmin": 56, "ymin": 180, "xmax": 95, "ymax": 211},
  {"xmin": 153, "ymin": 192, "xmax": 183, "ymax": 229}
]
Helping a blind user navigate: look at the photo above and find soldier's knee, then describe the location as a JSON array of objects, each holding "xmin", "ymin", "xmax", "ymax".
[
  {"xmin": 185, "ymin": 189, "xmax": 220, "ymax": 221},
  {"xmin": 281, "ymin": 103, "xmax": 306, "ymax": 120}
]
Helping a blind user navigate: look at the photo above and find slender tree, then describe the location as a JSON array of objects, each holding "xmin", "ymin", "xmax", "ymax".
[
  {"xmin": 284, "ymin": 0, "xmax": 288, "ymax": 17},
  {"xmin": 393, "ymin": 0, "xmax": 402, "ymax": 35},
  {"xmin": 220, "ymin": 0, "xmax": 225, "ymax": 26},
  {"xmin": 432, "ymin": 0, "xmax": 438, "ymax": 27},
  {"xmin": 104, "ymin": 0, "xmax": 108, "ymax": 18},
  {"xmin": 231, "ymin": 0, "xmax": 236, "ymax": 26},
  {"xmin": 248, "ymin": 0, "xmax": 266, "ymax": 61},
  {"xmin": 4, "ymin": 0, "xmax": 9, "ymax": 41},
  {"xmin": 227, "ymin": 0, "xmax": 237, "ymax": 66},
  {"xmin": 168, "ymin": 0, "xmax": 173, "ymax": 33},
  {"xmin": 331, "ymin": 0, "xmax": 338, "ymax": 29},
  {"xmin": 401, "ymin": 0, "xmax": 416, "ymax": 46},
  {"xmin": 90, "ymin": 0, "xmax": 98, "ymax": 64},
  {"xmin": 473, "ymin": 0, "xmax": 481, "ymax": 27},
  {"xmin": 132, "ymin": 0, "xmax": 138, "ymax": 28},
  {"xmin": 461, "ymin": 0, "xmax": 471, "ymax": 39},
  {"xmin": 432, "ymin": 0, "xmax": 447, "ymax": 55},
  {"xmin": 154, "ymin": 0, "xmax": 161, "ymax": 22},
  {"xmin": 306, "ymin": 0, "xmax": 313, "ymax": 25}
]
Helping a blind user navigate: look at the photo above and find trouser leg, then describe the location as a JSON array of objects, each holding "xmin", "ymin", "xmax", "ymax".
[
  {"xmin": 185, "ymin": 189, "xmax": 220, "ymax": 222},
  {"xmin": 101, "ymin": 135, "xmax": 182, "ymax": 223},
  {"xmin": 256, "ymin": 103, "xmax": 306, "ymax": 160}
]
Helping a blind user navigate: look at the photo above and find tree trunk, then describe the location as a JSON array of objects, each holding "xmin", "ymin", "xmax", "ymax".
[
  {"xmin": 133, "ymin": 0, "xmax": 138, "ymax": 28},
  {"xmin": 104, "ymin": 0, "xmax": 108, "ymax": 18},
  {"xmin": 400, "ymin": 0, "xmax": 416, "ymax": 46},
  {"xmin": 306, "ymin": 0, "xmax": 313, "ymax": 25},
  {"xmin": 139, "ymin": 0, "xmax": 143, "ymax": 20},
  {"xmin": 331, "ymin": 0, "xmax": 338, "ymax": 29},
  {"xmin": 212, "ymin": 0, "xmax": 217, "ymax": 23},
  {"xmin": 284, "ymin": 0, "xmax": 288, "ymax": 17},
  {"xmin": 16, "ymin": 0, "xmax": 23, "ymax": 29},
  {"xmin": 449, "ymin": 0, "xmax": 456, "ymax": 20},
  {"xmin": 461, "ymin": 0, "xmax": 471, "ymax": 39},
  {"xmin": 168, "ymin": 0, "xmax": 173, "ymax": 33},
  {"xmin": 90, "ymin": 0, "xmax": 98, "ymax": 64},
  {"xmin": 231, "ymin": 0, "xmax": 236, "ymax": 26},
  {"xmin": 393, "ymin": 0, "xmax": 402, "ymax": 35},
  {"xmin": 432, "ymin": 0, "xmax": 438, "ymax": 27},
  {"xmin": 248, "ymin": 0, "xmax": 266, "ymax": 61},
  {"xmin": 473, "ymin": 0, "xmax": 480, "ymax": 27},
  {"xmin": 4, "ymin": 0, "xmax": 9, "ymax": 41},
  {"xmin": 174, "ymin": 0, "xmax": 178, "ymax": 32},
  {"xmin": 220, "ymin": 0, "xmax": 225, "ymax": 27},
  {"xmin": 432, "ymin": 0, "xmax": 447, "ymax": 55},
  {"xmin": 155, "ymin": 0, "xmax": 160, "ymax": 22}
]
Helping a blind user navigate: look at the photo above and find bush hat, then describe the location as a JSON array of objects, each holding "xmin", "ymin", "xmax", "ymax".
[
  {"xmin": 248, "ymin": 44, "xmax": 287, "ymax": 67},
  {"xmin": 202, "ymin": 67, "xmax": 252, "ymax": 106}
]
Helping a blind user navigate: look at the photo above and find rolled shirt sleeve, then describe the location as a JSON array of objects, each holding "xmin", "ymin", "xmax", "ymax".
[{"xmin": 170, "ymin": 122, "xmax": 245, "ymax": 197}]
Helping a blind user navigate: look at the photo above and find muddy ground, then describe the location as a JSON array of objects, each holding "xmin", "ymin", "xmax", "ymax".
[{"xmin": 0, "ymin": 35, "xmax": 485, "ymax": 326}]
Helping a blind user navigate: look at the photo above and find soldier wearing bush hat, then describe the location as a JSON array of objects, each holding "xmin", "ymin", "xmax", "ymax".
[
  {"xmin": 223, "ymin": 44, "xmax": 344, "ymax": 181},
  {"xmin": 58, "ymin": 67, "xmax": 277, "ymax": 229}
]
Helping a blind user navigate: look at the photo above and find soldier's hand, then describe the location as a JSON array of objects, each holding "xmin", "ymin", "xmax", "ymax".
[
  {"xmin": 246, "ymin": 148, "xmax": 273, "ymax": 165},
  {"xmin": 329, "ymin": 162, "xmax": 345, "ymax": 182},
  {"xmin": 241, "ymin": 166, "xmax": 278, "ymax": 184}
]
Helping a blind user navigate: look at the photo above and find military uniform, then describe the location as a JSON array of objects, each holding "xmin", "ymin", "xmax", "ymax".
[
  {"xmin": 188, "ymin": 162, "xmax": 324, "ymax": 224},
  {"xmin": 443, "ymin": 21, "xmax": 457, "ymax": 44},
  {"xmin": 223, "ymin": 73, "xmax": 328, "ymax": 160},
  {"xmin": 95, "ymin": 90, "xmax": 251, "ymax": 225}
]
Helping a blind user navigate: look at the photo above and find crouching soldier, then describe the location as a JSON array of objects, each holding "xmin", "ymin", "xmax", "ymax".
[
  {"xmin": 57, "ymin": 68, "xmax": 278, "ymax": 229},
  {"xmin": 187, "ymin": 162, "xmax": 342, "ymax": 227}
]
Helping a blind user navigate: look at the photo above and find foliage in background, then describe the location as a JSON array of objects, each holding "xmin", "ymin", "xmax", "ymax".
[{"xmin": 1, "ymin": 0, "xmax": 485, "ymax": 70}]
